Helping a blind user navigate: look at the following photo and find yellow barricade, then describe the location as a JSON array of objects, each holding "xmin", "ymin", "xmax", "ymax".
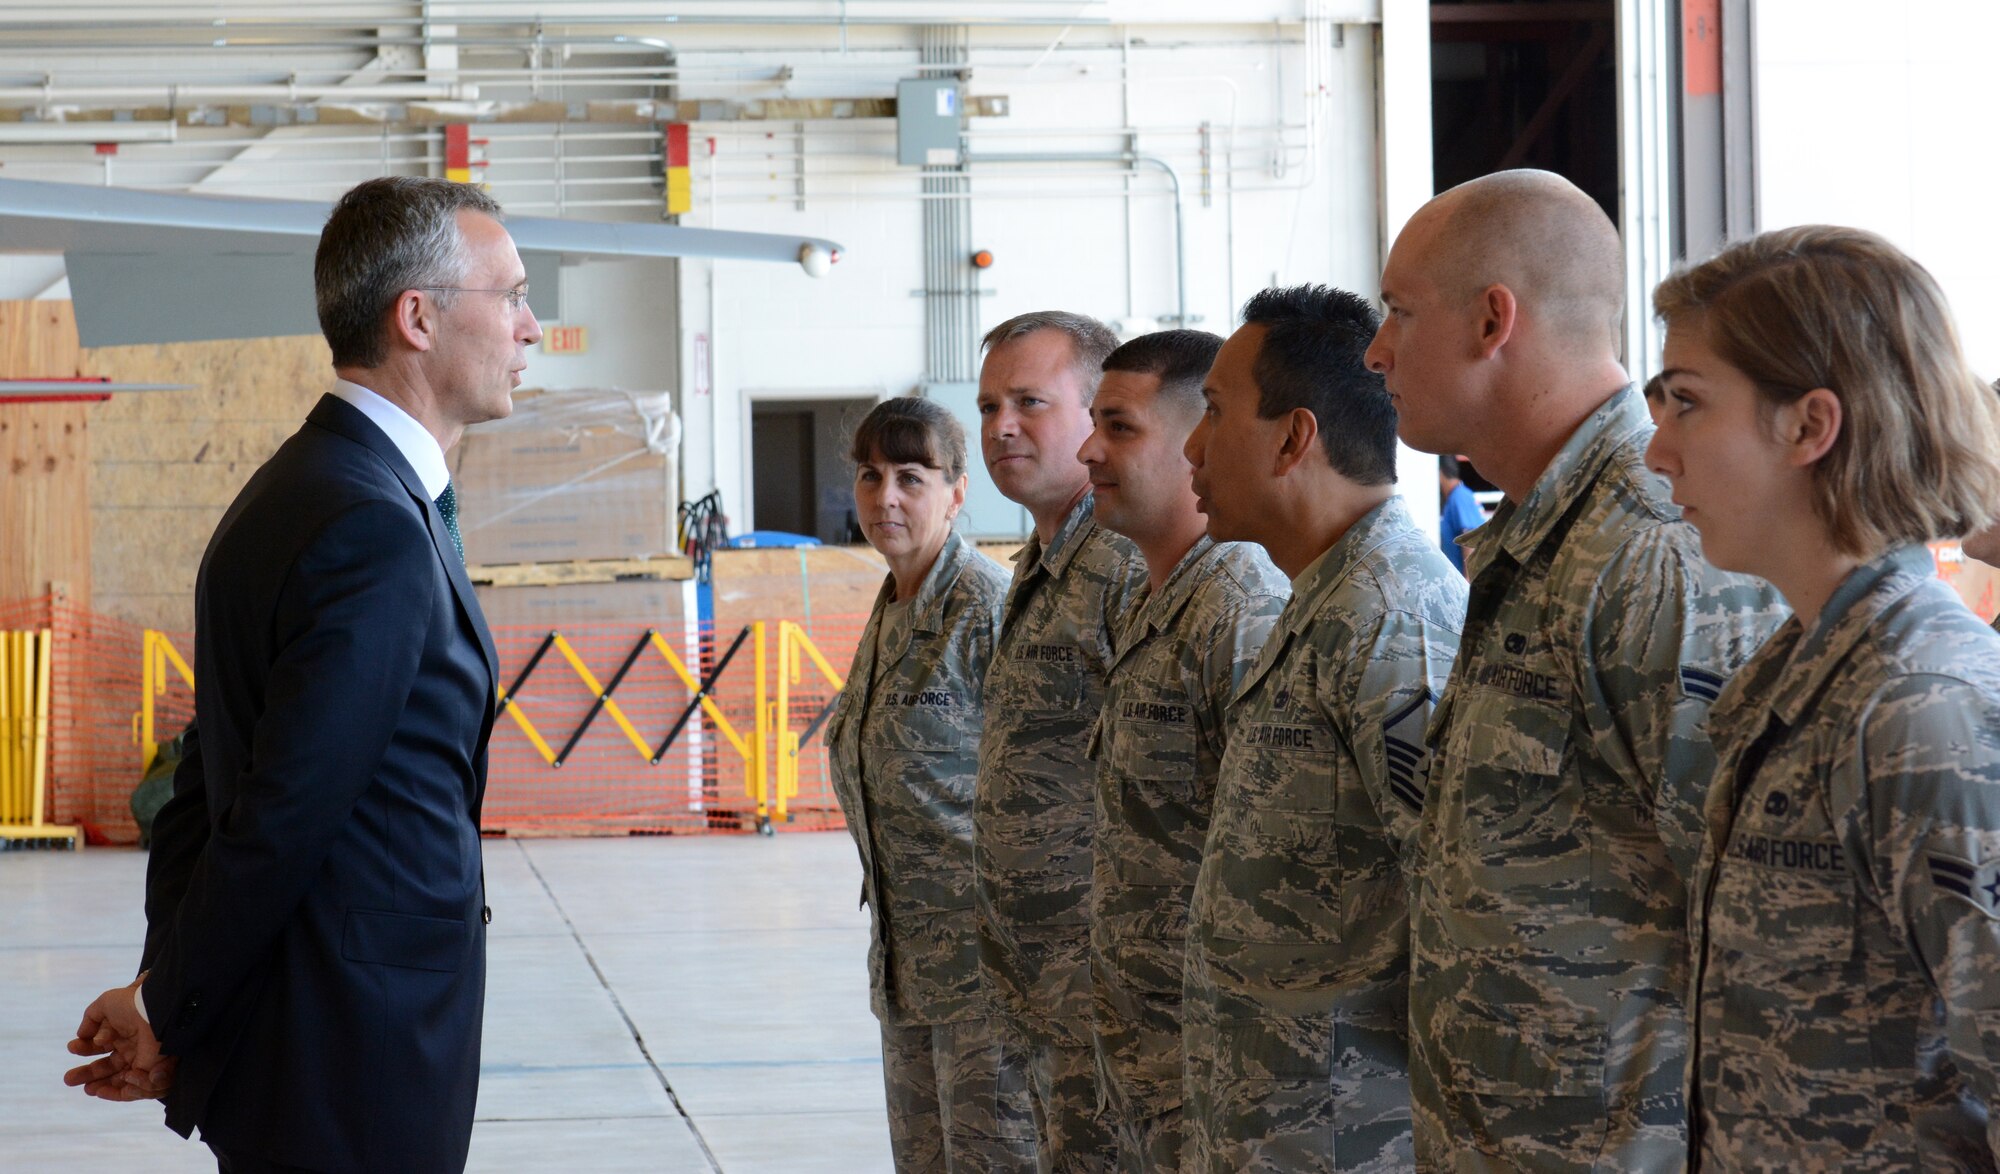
[
  {"xmin": 130, "ymin": 621, "xmax": 814, "ymax": 835},
  {"xmin": 137, "ymin": 629, "xmax": 196, "ymax": 774},
  {"xmin": 775, "ymin": 621, "xmax": 846, "ymax": 827},
  {"xmin": 1, "ymin": 628, "xmax": 78, "ymax": 849}
]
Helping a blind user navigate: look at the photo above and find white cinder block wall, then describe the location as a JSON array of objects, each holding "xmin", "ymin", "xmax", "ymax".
[
  {"xmin": 670, "ymin": 9, "xmax": 1439, "ymax": 540},
  {"xmin": 1752, "ymin": 0, "xmax": 2000, "ymax": 377}
]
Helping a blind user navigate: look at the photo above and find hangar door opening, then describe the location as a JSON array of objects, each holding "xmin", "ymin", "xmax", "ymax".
[
  {"xmin": 749, "ymin": 396, "xmax": 876, "ymax": 544},
  {"xmin": 1428, "ymin": 0, "xmax": 1707, "ymax": 385}
]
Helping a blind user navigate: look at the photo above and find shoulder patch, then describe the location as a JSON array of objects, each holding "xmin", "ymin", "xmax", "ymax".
[
  {"xmin": 1681, "ymin": 665, "xmax": 1725, "ymax": 703},
  {"xmin": 1382, "ymin": 689, "xmax": 1437, "ymax": 813},
  {"xmin": 1929, "ymin": 853, "xmax": 2000, "ymax": 919}
]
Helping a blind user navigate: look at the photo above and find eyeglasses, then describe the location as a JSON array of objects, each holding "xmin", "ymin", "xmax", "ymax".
[{"xmin": 416, "ymin": 285, "xmax": 531, "ymax": 312}]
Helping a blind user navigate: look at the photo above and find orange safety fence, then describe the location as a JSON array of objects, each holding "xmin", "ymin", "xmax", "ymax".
[
  {"xmin": 0, "ymin": 595, "xmax": 180, "ymax": 845},
  {"xmin": 0, "ymin": 593, "xmax": 874, "ymax": 844},
  {"xmin": 12, "ymin": 543, "xmax": 1996, "ymax": 846},
  {"xmin": 479, "ymin": 612, "xmax": 864, "ymax": 835}
]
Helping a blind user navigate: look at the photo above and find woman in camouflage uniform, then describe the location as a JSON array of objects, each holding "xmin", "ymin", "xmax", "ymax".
[
  {"xmin": 1645, "ymin": 225, "xmax": 2000, "ymax": 1168},
  {"xmin": 825, "ymin": 398, "xmax": 1035, "ymax": 1172}
]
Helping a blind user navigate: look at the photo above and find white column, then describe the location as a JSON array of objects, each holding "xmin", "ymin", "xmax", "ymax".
[
  {"xmin": 1378, "ymin": 0, "xmax": 1443, "ymax": 545},
  {"xmin": 1618, "ymin": 0, "xmax": 1676, "ymax": 383}
]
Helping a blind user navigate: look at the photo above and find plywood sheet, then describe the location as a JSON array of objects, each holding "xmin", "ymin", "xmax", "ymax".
[
  {"xmin": 0, "ymin": 404, "xmax": 92, "ymax": 608},
  {"xmin": 0, "ymin": 301, "xmax": 92, "ymax": 609},
  {"xmin": 712, "ymin": 545, "xmax": 889, "ymax": 637},
  {"xmin": 0, "ymin": 301, "xmax": 85, "ymax": 379},
  {"xmin": 84, "ymin": 331, "xmax": 330, "ymax": 631}
]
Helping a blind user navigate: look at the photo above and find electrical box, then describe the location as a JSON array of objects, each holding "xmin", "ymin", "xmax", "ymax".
[{"xmin": 897, "ymin": 78, "xmax": 963, "ymax": 167}]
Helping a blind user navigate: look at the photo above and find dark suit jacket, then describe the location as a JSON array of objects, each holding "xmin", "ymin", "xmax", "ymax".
[{"xmin": 140, "ymin": 393, "xmax": 499, "ymax": 1173}]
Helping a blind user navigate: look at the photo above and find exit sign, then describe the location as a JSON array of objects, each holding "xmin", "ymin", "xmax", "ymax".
[{"xmin": 542, "ymin": 325, "xmax": 589, "ymax": 354}]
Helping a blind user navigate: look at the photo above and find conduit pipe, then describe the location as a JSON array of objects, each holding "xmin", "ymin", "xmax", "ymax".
[
  {"xmin": 965, "ymin": 149, "xmax": 1187, "ymax": 327},
  {"xmin": 0, "ymin": 81, "xmax": 481, "ymax": 104},
  {"xmin": 0, "ymin": 13, "xmax": 1111, "ymax": 36}
]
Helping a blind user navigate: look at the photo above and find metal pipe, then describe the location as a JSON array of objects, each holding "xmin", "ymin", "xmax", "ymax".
[
  {"xmin": 0, "ymin": 34, "xmax": 677, "ymax": 54},
  {"xmin": 0, "ymin": 11, "xmax": 1111, "ymax": 36},
  {"xmin": 967, "ymin": 149, "xmax": 1186, "ymax": 327},
  {"xmin": 0, "ymin": 81, "xmax": 480, "ymax": 103}
]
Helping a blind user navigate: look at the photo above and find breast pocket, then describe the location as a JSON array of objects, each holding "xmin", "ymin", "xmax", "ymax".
[
  {"xmin": 1202, "ymin": 799, "xmax": 1341, "ymax": 949},
  {"xmin": 1705, "ymin": 852, "xmax": 1865, "ymax": 1120},
  {"xmin": 1226, "ymin": 722, "xmax": 1339, "ymax": 814},
  {"xmin": 1445, "ymin": 688, "xmax": 1579, "ymax": 909},
  {"xmin": 993, "ymin": 639, "xmax": 1089, "ymax": 715},
  {"xmin": 1109, "ymin": 704, "xmax": 1200, "ymax": 782},
  {"xmin": 1435, "ymin": 1000, "xmax": 1605, "ymax": 1101},
  {"xmin": 1105, "ymin": 713, "xmax": 1204, "ymax": 888},
  {"xmin": 871, "ymin": 697, "xmax": 970, "ymax": 753}
]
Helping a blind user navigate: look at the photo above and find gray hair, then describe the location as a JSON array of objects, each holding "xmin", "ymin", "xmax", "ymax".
[
  {"xmin": 981, "ymin": 310, "xmax": 1119, "ymax": 402},
  {"xmin": 315, "ymin": 176, "xmax": 506, "ymax": 368}
]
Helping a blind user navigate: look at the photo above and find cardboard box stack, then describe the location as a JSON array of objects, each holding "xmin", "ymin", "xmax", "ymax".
[{"xmin": 453, "ymin": 388, "xmax": 685, "ymax": 631}]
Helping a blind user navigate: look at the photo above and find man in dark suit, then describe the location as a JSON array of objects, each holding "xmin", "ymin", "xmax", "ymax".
[{"xmin": 63, "ymin": 175, "xmax": 542, "ymax": 1173}]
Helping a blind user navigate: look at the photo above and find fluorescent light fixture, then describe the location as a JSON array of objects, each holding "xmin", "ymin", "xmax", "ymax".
[{"xmin": 0, "ymin": 121, "xmax": 177, "ymax": 144}]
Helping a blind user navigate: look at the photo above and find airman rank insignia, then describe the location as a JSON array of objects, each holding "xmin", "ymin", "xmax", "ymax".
[
  {"xmin": 1929, "ymin": 853, "xmax": 2000, "ymax": 917},
  {"xmin": 1382, "ymin": 689, "xmax": 1437, "ymax": 814}
]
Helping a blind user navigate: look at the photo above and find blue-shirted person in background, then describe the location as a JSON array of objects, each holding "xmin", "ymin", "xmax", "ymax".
[{"xmin": 1437, "ymin": 454, "xmax": 1485, "ymax": 573}]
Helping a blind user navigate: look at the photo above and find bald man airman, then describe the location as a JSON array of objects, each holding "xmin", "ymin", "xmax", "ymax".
[{"xmin": 1365, "ymin": 171, "xmax": 1786, "ymax": 1170}]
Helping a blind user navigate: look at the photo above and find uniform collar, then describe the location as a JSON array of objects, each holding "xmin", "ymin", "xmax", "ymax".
[
  {"xmin": 1712, "ymin": 544, "xmax": 1936, "ymax": 732},
  {"xmin": 866, "ymin": 530, "xmax": 976, "ymax": 668},
  {"xmin": 1280, "ymin": 496, "xmax": 1415, "ymax": 640},
  {"xmin": 1111, "ymin": 534, "xmax": 1216, "ymax": 663},
  {"xmin": 909, "ymin": 530, "xmax": 975, "ymax": 634},
  {"xmin": 1465, "ymin": 386, "xmax": 1648, "ymax": 581},
  {"xmin": 1227, "ymin": 496, "xmax": 1412, "ymax": 708},
  {"xmin": 1014, "ymin": 491, "xmax": 1099, "ymax": 580},
  {"xmin": 330, "ymin": 378, "xmax": 451, "ymax": 499}
]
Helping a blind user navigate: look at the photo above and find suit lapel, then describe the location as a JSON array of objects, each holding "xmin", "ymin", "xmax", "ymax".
[{"xmin": 305, "ymin": 395, "xmax": 501, "ymax": 694}]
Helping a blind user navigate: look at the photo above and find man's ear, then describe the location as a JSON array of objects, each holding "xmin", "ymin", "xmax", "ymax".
[
  {"xmin": 1473, "ymin": 283, "xmax": 1517, "ymax": 360},
  {"xmin": 1782, "ymin": 387, "xmax": 1843, "ymax": 468},
  {"xmin": 389, "ymin": 290, "xmax": 439, "ymax": 354},
  {"xmin": 1273, "ymin": 406, "xmax": 1320, "ymax": 477}
]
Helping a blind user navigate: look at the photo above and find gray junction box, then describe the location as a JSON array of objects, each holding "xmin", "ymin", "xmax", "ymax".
[{"xmin": 897, "ymin": 78, "xmax": 963, "ymax": 167}]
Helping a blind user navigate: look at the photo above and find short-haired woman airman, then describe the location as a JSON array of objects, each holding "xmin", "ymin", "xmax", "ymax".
[{"xmin": 1646, "ymin": 225, "xmax": 2000, "ymax": 1166}]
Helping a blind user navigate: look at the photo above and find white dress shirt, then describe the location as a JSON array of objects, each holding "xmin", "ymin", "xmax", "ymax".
[
  {"xmin": 330, "ymin": 378, "xmax": 451, "ymax": 499},
  {"xmin": 133, "ymin": 379, "xmax": 450, "ymax": 1027}
]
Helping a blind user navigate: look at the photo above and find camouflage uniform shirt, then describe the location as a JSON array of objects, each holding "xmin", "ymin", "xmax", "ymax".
[
  {"xmin": 976, "ymin": 494, "xmax": 1147, "ymax": 1043},
  {"xmin": 1409, "ymin": 387, "xmax": 1786, "ymax": 1171},
  {"xmin": 827, "ymin": 530, "xmax": 1011, "ymax": 1025},
  {"xmin": 1089, "ymin": 536, "xmax": 1289, "ymax": 1123},
  {"xmin": 1184, "ymin": 496, "xmax": 1466, "ymax": 1172},
  {"xmin": 1691, "ymin": 545, "xmax": 2000, "ymax": 1169}
]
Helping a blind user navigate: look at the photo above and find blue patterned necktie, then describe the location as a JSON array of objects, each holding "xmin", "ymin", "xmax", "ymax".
[{"xmin": 435, "ymin": 481, "xmax": 464, "ymax": 563}]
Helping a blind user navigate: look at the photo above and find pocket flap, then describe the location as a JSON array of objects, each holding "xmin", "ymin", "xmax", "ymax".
[
  {"xmin": 342, "ymin": 908, "xmax": 469, "ymax": 973},
  {"xmin": 1439, "ymin": 1006, "xmax": 1603, "ymax": 1099},
  {"xmin": 1215, "ymin": 1016, "xmax": 1333, "ymax": 1081}
]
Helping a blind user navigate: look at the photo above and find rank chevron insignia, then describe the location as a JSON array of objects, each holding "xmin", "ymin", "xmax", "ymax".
[{"xmin": 1929, "ymin": 853, "xmax": 2000, "ymax": 916}]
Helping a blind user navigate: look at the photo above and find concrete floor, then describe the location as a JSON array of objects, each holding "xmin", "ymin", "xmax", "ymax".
[{"xmin": 0, "ymin": 833, "xmax": 893, "ymax": 1172}]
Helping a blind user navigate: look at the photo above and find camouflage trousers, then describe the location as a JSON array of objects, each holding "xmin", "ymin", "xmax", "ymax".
[
  {"xmin": 1183, "ymin": 1014, "xmax": 1413, "ymax": 1173},
  {"xmin": 880, "ymin": 1016, "xmax": 1039, "ymax": 1173},
  {"xmin": 1010, "ymin": 1019, "xmax": 1117, "ymax": 1174}
]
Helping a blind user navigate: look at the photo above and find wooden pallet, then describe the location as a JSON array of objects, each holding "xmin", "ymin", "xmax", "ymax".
[{"xmin": 467, "ymin": 555, "xmax": 696, "ymax": 589}]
